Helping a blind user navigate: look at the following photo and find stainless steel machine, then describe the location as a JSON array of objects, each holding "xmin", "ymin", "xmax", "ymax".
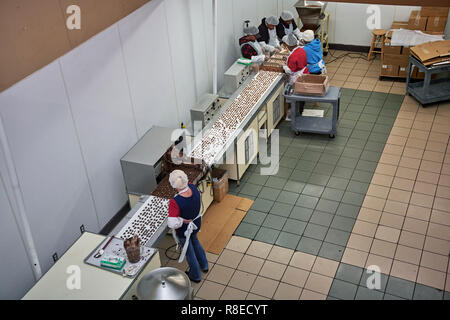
[
  {"xmin": 190, "ymin": 93, "xmax": 222, "ymax": 135},
  {"xmin": 222, "ymin": 60, "xmax": 251, "ymax": 98}
]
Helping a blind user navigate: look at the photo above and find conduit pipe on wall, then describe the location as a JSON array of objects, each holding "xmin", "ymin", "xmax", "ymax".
[{"xmin": 212, "ymin": 0, "xmax": 218, "ymax": 94}]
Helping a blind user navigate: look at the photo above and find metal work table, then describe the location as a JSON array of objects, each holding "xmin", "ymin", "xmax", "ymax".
[
  {"xmin": 283, "ymin": 85, "xmax": 340, "ymax": 138},
  {"xmin": 188, "ymin": 72, "xmax": 285, "ymax": 168},
  {"xmin": 406, "ymin": 55, "xmax": 450, "ymax": 105}
]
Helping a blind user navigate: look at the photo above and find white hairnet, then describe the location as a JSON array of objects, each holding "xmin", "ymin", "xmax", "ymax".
[
  {"xmin": 169, "ymin": 170, "xmax": 189, "ymax": 190},
  {"xmin": 266, "ymin": 16, "xmax": 279, "ymax": 26},
  {"xmin": 282, "ymin": 33, "xmax": 299, "ymax": 46},
  {"xmin": 281, "ymin": 10, "xmax": 294, "ymax": 21},
  {"xmin": 244, "ymin": 26, "xmax": 259, "ymax": 36},
  {"xmin": 303, "ymin": 30, "xmax": 314, "ymax": 43}
]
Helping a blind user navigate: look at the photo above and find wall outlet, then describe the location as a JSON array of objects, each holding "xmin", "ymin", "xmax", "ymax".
[
  {"xmin": 80, "ymin": 224, "xmax": 85, "ymax": 234},
  {"xmin": 52, "ymin": 252, "xmax": 58, "ymax": 263}
]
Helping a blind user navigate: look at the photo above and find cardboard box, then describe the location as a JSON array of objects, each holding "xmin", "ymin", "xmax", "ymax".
[
  {"xmin": 420, "ymin": 7, "xmax": 449, "ymax": 17},
  {"xmin": 398, "ymin": 65, "xmax": 408, "ymax": 78},
  {"xmin": 391, "ymin": 21, "xmax": 410, "ymax": 29},
  {"xmin": 380, "ymin": 64, "xmax": 399, "ymax": 77},
  {"xmin": 294, "ymin": 74, "xmax": 329, "ymax": 96},
  {"xmin": 383, "ymin": 39, "xmax": 402, "ymax": 55},
  {"xmin": 212, "ymin": 168, "xmax": 228, "ymax": 203},
  {"xmin": 411, "ymin": 40, "xmax": 450, "ymax": 66},
  {"xmin": 402, "ymin": 46, "xmax": 411, "ymax": 56},
  {"xmin": 409, "ymin": 11, "xmax": 427, "ymax": 31},
  {"xmin": 383, "ymin": 53, "xmax": 409, "ymax": 66},
  {"xmin": 426, "ymin": 16, "xmax": 448, "ymax": 33}
]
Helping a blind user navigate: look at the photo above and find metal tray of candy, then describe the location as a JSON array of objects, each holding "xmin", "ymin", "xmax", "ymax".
[{"xmin": 84, "ymin": 236, "xmax": 156, "ymax": 278}]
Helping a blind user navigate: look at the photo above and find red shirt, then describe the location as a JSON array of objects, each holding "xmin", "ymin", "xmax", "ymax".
[{"xmin": 287, "ymin": 47, "xmax": 310, "ymax": 74}]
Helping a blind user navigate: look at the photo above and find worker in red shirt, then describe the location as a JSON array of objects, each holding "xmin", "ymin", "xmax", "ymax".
[
  {"xmin": 282, "ymin": 33, "xmax": 309, "ymax": 85},
  {"xmin": 239, "ymin": 25, "xmax": 267, "ymax": 65}
]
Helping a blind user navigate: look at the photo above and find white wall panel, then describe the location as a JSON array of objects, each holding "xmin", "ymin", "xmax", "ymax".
[
  {"xmin": 165, "ymin": 0, "xmax": 198, "ymax": 126},
  {"xmin": 393, "ymin": 5, "xmax": 419, "ymax": 21},
  {"xmin": 232, "ymin": 0, "xmax": 259, "ymax": 55},
  {"xmin": 0, "ymin": 61, "xmax": 98, "ymax": 272},
  {"xmin": 0, "ymin": 174, "xmax": 35, "ymax": 299},
  {"xmin": 217, "ymin": 0, "xmax": 237, "ymax": 90},
  {"xmin": 60, "ymin": 25, "xmax": 138, "ymax": 228},
  {"xmin": 118, "ymin": 0, "xmax": 179, "ymax": 136}
]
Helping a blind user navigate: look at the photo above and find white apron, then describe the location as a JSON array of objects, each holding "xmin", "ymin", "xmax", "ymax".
[
  {"xmin": 286, "ymin": 46, "xmax": 308, "ymax": 85},
  {"xmin": 268, "ymin": 28, "xmax": 280, "ymax": 48}
]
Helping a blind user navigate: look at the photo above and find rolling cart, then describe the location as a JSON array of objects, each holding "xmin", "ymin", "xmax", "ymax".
[
  {"xmin": 283, "ymin": 85, "xmax": 340, "ymax": 138},
  {"xmin": 406, "ymin": 55, "xmax": 450, "ymax": 106}
]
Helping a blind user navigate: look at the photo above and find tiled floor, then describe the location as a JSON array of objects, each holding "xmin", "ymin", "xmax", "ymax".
[{"xmin": 156, "ymin": 50, "xmax": 449, "ymax": 300}]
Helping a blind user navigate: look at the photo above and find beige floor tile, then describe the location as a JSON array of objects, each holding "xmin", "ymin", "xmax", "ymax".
[
  {"xmin": 383, "ymin": 144, "xmax": 404, "ymax": 156},
  {"xmin": 412, "ymin": 120, "xmax": 432, "ymax": 132},
  {"xmin": 237, "ymin": 255, "xmax": 265, "ymax": 274},
  {"xmin": 281, "ymin": 265, "xmax": 309, "ymax": 288},
  {"xmin": 434, "ymin": 197, "xmax": 450, "ymax": 213},
  {"xmin": 403, "ymin": 217, "xmax": 429, "ymax": 235},
  {"xmin": 353, "ymin": 220, "xmax": 378, "ymax": 237},
  {"xmin": 398, "ymin": 230, "xmax": 425, "ymax": 250},
  {"xmin": 375, "ymin": 163, "xmax": 398, "ymax": 176},
  {"xmin": 389, "ymin": 86, "xmax": 405, "ymax": 95},
  {"xmin": 390, "ymin": 260, "xmax": 419, "ymax": 282},
  {"xmin": 383, "ymin": 200, "xmax": 408, "ymax": 216},
  {"xmin": 206, "ymin": 252, "xmax": 219, "ymax": 263},
  {"xmin": 423, "ymin": 150, "xmax": 445, "ymax": 163},
  {"xmin": 409, "ymin": 192, "xmax": 434, "ymax": 208},
  {"xmin": 347, "ymin": 233, "xmax": 373, "ymax": 252},
  {"xmin": 299, "ymin": 289, "xmax": 327, "ymax": 300},
  {"xmin": 394, "ymin": 119, "xmax": 414, "ymax": 129},
  {"xmin": 439, "ymin": 175, "xmax": 450, "ymax": 187},
  {"xmin": 357, "ymin": 207, "xmax": 382, "ymax": 224},
  {"xmin": 436, "ymin": 185, "xmax": 450, "ymax": 199},
  {"xmin": 343, "ymin": 81, "xmax": 360, "ymax": 89},
  {"xmin": 207, "ymin": 264, "xmax": 235, "ymax": 285},
  {"xmin": 246, "ymin": 293, "xmax": 270, "ymax": 300},
  {"xmin": 416, "ymin": 266, "xmax": 446, "ymax": 290},
  {"xmin": 414, "ymin": 113, "xmax": 434, "ymax": 122},
  {"xmin": 430, "ymin": 209, "xmax": 450, "ymax": 227},
  {"xmin": 399, "ymin": 156, "xmax": 422, "ymax": 170},
  {"xmin": 370, "ymin": 239, "xmax": 397, "ymax": 258},
  {"xmin": 332, "ymin": 73, "xmax": 348, "ymax": 81},
  {"xmin": 330, "ymin": 80, "xmax": 345, "ymax": 87},
  {"xmin": 380, "ymin": 153, "xmax": 401, "ymax": 166},
  {"xmin": 350, "ymin": 70, "xmax": 367, "ymax": 77},
  {"xmin": 375, "ymin": 225, "xmax": 400, "ymax": 243},
  {"xmin": 267, "ymin": 245, "xmax": 294, "ymax": 265},
  {"xmin": 259, "ymin": 260, "xmax": 287, "ymax": 281},
  {"xmin": 362, "ymin": 196, "xmax": 386, "ymax": 211},
  {"xmin": 406, "ymin": 204, "xmax": 431, "ymax": 221},
  {"xmin": 380, "ymin": 212, "xmax": 404, "ymax": 229},
  {"xmin": 402, "ymin": 147, "xmax": 424, "ymax": 160},
  {"xmin": 413, "ymin": 181, "xmax": 437, "ymax": 196},
  {"xmin": 289, "ymin": 251, "xmax": 316, "ymax": 271},
  {"xmin": 388, "ymin": 188, "xmax": 411, "ymax": 204},
  {"xmin": 374, "ymin": 85, "xmax": 391, "ymax": 93},
  {"xmin": 192, "ymin": 278, "xmax": 205, "ymax": 296},
  {"xmin": 228, "ymin": 270, "xmax": 257, "ymax": 291},
  {"xmin": 395, "ymin": 167, "xmax": 418, "ymax": 180},
  {"xmin": 409, "ymin": 130, "xmax": 430, "ymax": 142},
  {"xmin": 361, "ymin": 77, "xmax": 377, "ymax": 85},
  {"xmin": 427, "ymin": 223, "xmax": 450, "ymax": 241},
  {"xmin": 386, "ymin": 135, "xmax": 408, "ymax": 147},
  {"xmin": 396, "ymin": 111, "xmax": 416, "ymax": 121},
  {"xmin": 347, "ymin": 75, "xmax": 364, "ymax": 82},
  {"xmin": 371, "ymin": 173, "xmax": 394, "ymax": 187},
  {"xmin": 250, "ymin": 276, "xmax": 279, "ymax": 298},
  {"xmin": 367, "ymin": 184, "xmax": 390, "ymax": 199},
  {"xmin": 365, "ymin": 254, "xmax": 393, "ymax": 275},
  {"xmin": 405, "ymin": 138, "xmax": 426, "ymax": 150},
  {"xmin": 304, "ymin": 273, "xmax": 333, "ymax": 295},
  {"xmin": 395, "ymin": 244, "xmax": 422, "ymax": 265},
  {"xmin": 416, "ymin": 171, "xmax": 440, "ymax": 185},
  {"xmin": 390, "ymin": 126, "xmax": 410, "ymax": 137},
  {"xmin": 226, "ymin": 236, "xmax": 252, "ymax": 253},
  {"xmin": 391, "ymin": 177, "xmax": 415, "ymax": 192},
  {"xmin": 220, "ymin": 286, "xmax": 248, "ymax": 300},
  {"xmin": 420, "ymin": 251, "xmax": 448, "ymax": 272},
  {"xmin": 428, "ymin": 132, "xmax": 449, "ymax": 143},
  {"xmin": 196, "ymin": 280, "xmax": 226, "ymax": 300},
  {"xmin": 246, "ymin": 241, "xmax": 273, "ymax": 259},
  {"xmin": 311, "ymin": 257, "xmax": 339, "ymax": 278},
  {"xmin": 420, "ymin": 160, "xmax": 442, "ymax": 174},
  {"xmin": 358, "ymin": 83, "xmax": 375, "ymax": 91},
  {"xmin": 273, "ymin": 283, "xmax": 302, "ymax": 300},
  {"xmin": 446, "ymin": 275, "xmax": 450, "ymax": 292},
  {"xmin": 341, "ymin": 247, "xmax": 369, "ymax": 268},
  {"xmin": 426, "ymin": 141, "xmax": 447, "ymax": 153},
  {"xmin": 216, "ymin": 249, "xmax": 244, "ymax": 269}
]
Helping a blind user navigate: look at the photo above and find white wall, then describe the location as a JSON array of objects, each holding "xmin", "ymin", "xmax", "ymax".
[{"xmin": 0, "ymin": 0, "xmax": 447, "ymax": 299}]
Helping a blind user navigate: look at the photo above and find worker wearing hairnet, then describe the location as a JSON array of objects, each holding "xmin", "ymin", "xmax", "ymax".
[
  {"xmin": 258, "ymin": 15, "xmax": 282, "ymax": 54},
  {"xmin": 277, "ymin": 10, "xmax": 303, "ymax": 40},
  {"xmin": 282, "ymin": 33, "xmax": 310, "ymax": 85},
  {"xmin": 239, "ymin": 25, "xmax": 267, "ymax": 64},
  {"xmin": 302, "ymin": 30, "xmax": 326, "ymax": 74},
  {"xmin": 167, "ymin": 170, "xmax": 208, "ymax": 283}
]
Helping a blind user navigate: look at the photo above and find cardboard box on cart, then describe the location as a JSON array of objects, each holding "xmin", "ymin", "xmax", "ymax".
[{"xmin": 294, "ymin": 74, "xmax": 329, "ymax": 96}]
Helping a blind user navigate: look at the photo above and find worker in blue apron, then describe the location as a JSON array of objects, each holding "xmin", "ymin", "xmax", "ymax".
[{"xmin": 167, "ymin": 170, "xmax": 208, "ymax": 283}]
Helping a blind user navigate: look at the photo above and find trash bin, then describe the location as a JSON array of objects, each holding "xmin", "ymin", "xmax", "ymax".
[{"xmin": 212, "ymin": 168, "xmax": 228, "ymax": 202}]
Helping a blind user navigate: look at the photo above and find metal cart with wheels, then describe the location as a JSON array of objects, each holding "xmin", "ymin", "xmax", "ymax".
[{"xmin": 283, "ymin": 85, "xmax": 340, "ymax": 138}]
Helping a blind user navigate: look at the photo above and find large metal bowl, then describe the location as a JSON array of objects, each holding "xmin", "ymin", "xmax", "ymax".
[{"xmin": 137, "ymin": 267, "xmax": 193, "ymax": 300}]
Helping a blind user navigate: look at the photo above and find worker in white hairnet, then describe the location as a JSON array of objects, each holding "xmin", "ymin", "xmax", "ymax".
[
  {"xmin": 258, "ymin": 15, "xmax": 282, "ymax": 54},
  {"xmin": 239, "ymin": 25, "xmax": 267, "ymax": 64},
  {"xmin": 302, "ymin": 29, "xmax": 326, "ymax": 74},
  {"xmin": 277, "ymin": 10, "xmax": 303, "ymax": 40},
  {"xmin": 282, "ymin": 33, "xmax": 310, "ymax": 121},
  {"xmin": 167, "ymin": 170, "xmax": 208, "ymax": 283}
]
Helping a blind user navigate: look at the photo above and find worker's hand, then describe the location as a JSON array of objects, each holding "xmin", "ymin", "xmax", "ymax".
[
  {"xmin": 274, "ymin": 47, "xmax": 281, "ymax": 53},
  {"xmin": 183, "ymin": 218, "xmax": 193, "ymax": 224}
]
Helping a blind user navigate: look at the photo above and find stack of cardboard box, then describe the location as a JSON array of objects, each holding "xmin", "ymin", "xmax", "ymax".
[{"xmin": 380, "ymin": 7, "xmax": 448, "ymax": 79}]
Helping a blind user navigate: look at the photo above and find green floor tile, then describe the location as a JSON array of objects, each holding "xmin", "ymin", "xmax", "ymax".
[
  {"xmin": 296, "ymin": 194, "xmax": 319, "ymax": 209},
  {"xmin": 330, "ymin": 215, "xmax": 356, "ymax": 232},
  {"xmin": 385, "ymin": 276, "xmax": 415, "ymax": 300},
  {"xmin": 327, "ymin": 176, "xmax": 350, "ymax": 190},
  {"xmin": 341, "ymin": 147, "xmax": 363, "ymax": 159},
  {"xmin": 296, "ymin": 160, "xmax": 316, "ymax": 171},
  {"xmin": 332, "ymin": 166, "xmax": 354, "ymax": 179},
  {"xmin": 302, "ymin": 184, "xmax": 325, "ymax": 197},
  {"xmin": 258, "ymin": 186, "xmax": 281, "ymax": 201},
  {"xmin": 290, "ymin": 169, "xmax": 311, "ymax": 182},
  {"xmin": 360, "ymin": 270, "xmax": 388, "ymax": 292},
  {"xmin": 250, "ymin": 198, "xmax": 274, "ymax": 213},
  {"xmin": 336, "ymin": 156, "xmax": 359, "ymax": 169},
  {"xmin": 309, "ymin": 210, "xmax": 334, "ymax": 227},
  {"xmin": 247, "ymin": 173, "xmax": 269, "ymax": 186},
  {"xmin": 270, "ymin": 202, "xmax": 294, "ymax": 217},
  {"xmin": 276, "ymin": 191, "xmax": 299, "ymax": 205},
  {"xmin": 355, "ymin": 286, "xmax": 384, "ymax": 300},
  {"xmin": 297, "ymin": 236, "xmax": 322, "ymax": 255},
  {"xmin": 324, "ymin": 228, "xmax": 351, "ymax": 246},
  {"xmin": 321, "ymin": 187, "xmax": 345, "ymax": 202},
  {"xmin": 354, "ymin": 121, "xmax": 374, "ymax": 132},
  {"xmin": 301, "ymin": 151, "xmax": 322, "ymax": 162},
  {"xmin": 243, "ymin": 210, "xmax": 267, "ymax": 226},
  {"xmin": 335, "ymin": 263, "xmax": 364, "ymax": 284},
  {"xmin": 313, "ymin": 163, "xmax": 335, "ymax": 175},
  {"xmin": 319, "ymin": 153, "xmax": 340, "ymax": 165},
  {"xmin": 279, "ymin": 156, "xmax": 299, "ymax": 169},
  {"xmin": 360, "ymin": 150, "xmax": 382, "ymax": 162},
  {"xmin": 262, "ymin": 214, "xmax": 287, "ymax": 230},
  {"xmin": 275, "ymin": 232, "xmax": 301, "ymax": 250},
  {"xmin": 289, "ymin": 206, "xmax": 314, "ymax": 222},
  {"xmin": 315, "ymin": 198, "xmax": 340, "ymax": 214},
  {"xmin": 254, "ymin": 227, "xmax": 280, "ymax": 244},
  {"xmin": 318, "ymin": 242, "xmax": 345, "ymax": 261},
  {"xmin": 336, "ymin": 203, "xmax": 361, "ymax": 218},
  {"xmin": 307, "ymin": 173, "xmax": 330, "ymax": 186},
  {"xmin": 342, "ymin": 191, "xmax": 365, "ymax": 206},
  {"xmin": 265, "ymin": 176, "xmax": 287, "ymax": 190},
  {"xmin": 239, "ymin": 183, "xmax": 263, "ymax": 197},
  {"xmin": 282, "ymin": 219, "xmax": 307, "ymax": 235},
  {"xmin": 351, "ymin": 170, "xmax": 374, "ymax": 183},
  {"xmin": 283, "ymin": 180, "xmax": 305, "ymax": 193},
  {"xmin": 303, "ymin": 223, "xmax": 328, "ymax": 240},
  {"xmin": 364, "ymin": 141, "xmax": 385, "ymax": 152},
  {"xmin": 234, "ymin": 222, "xmax": 260, "ymax": 239},
  {"xmin": 413, "ymin": 283, "xmax": 444, "ymax": 300}
]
